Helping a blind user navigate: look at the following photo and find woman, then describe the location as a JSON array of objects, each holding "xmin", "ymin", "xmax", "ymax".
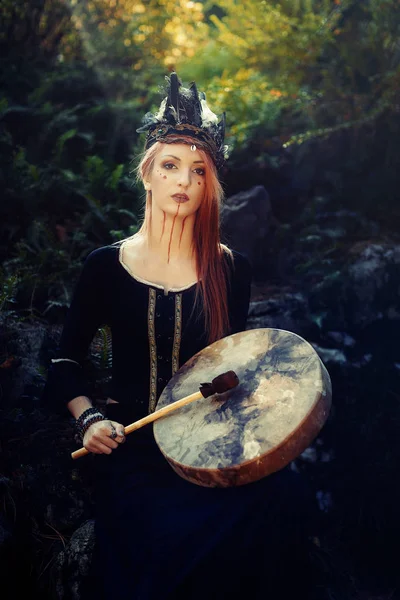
[{"xmin": 45, "ymin": 73, "xmax": 316, "ymax": 599}]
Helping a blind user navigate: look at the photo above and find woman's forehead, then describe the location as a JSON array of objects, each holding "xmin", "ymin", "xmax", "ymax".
[{"xmin": 155, "ymin": 142, "xmax": 205, "ymax": 163}]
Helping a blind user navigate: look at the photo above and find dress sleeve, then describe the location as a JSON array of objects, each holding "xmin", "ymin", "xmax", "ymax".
[
  {"xmin": 227, "ymin": 251, "xmax": 253, "ymax": 334},
  {"xmin": 42, "ymin": 247, "xmax": 110, "ymax": 414}
]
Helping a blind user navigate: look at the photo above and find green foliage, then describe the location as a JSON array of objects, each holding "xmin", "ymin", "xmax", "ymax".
[
  {"xmin": 0, "ymin": 271, "xmax": 19, "ymax": 314},
  {"xmin": 181, "ymin": 0, "xmax": 399, "ymax": 153},
  {"xmin": 90, "ymin": 324, "xmax": 113, "ymax": 382},
  {"xmin": 0, "ymin": 60, "xmax": 143, "ymax": 319},
  {"xmin": 0, "ymin": 0, "xmax": 81, "ymax": 67},
  {"xmin": 2, "ymin": 152, "xmax": 141, "ymax": 319}
]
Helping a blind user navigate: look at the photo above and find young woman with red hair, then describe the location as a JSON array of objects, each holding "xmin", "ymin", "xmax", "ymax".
[{"xmin": 44, "ymin": 74, "xmax": 316, "ymax": 599}]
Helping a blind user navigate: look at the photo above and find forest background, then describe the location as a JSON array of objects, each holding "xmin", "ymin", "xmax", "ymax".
[{"xmin": 1, "ymin": 1, "xmax": 399, "ymax": 598}]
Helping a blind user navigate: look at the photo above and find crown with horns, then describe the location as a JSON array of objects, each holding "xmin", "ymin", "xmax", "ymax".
[{"xmin": 136, "ymin": 72, "xmax": 228, "ymax": 171}]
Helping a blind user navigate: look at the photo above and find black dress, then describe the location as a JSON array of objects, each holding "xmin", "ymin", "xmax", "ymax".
[{"xmin": 44, "ymin": 244, "xmax": 316, "ymax": 600}]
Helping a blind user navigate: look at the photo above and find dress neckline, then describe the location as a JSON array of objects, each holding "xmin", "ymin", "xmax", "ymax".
[{"xmin": 117, "ymin": 241, "xmax": 198, "ymax": 293}]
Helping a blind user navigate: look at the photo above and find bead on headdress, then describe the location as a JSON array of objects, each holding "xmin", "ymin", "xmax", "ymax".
[{"xmin": 136, "ymin": 72, "xmax": 228, "ymax": 171}]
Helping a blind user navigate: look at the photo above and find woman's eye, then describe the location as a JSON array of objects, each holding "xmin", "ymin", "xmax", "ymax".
[
  {"xmin": 194, "ymin": 168, "xmax": 205, "ymax": 176},
  {"xmin": 163, "ymin": 162, "xmax": 176, "ymax": 170}
]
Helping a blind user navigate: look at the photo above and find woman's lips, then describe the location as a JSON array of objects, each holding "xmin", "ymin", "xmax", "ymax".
[{"xmin": 172, "ymin": 193, "xmax": 189, "ymax": 203}]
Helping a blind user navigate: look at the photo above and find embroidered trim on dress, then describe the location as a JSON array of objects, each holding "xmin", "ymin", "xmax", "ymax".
[
  {"xmin": 148, "ymin": 288, "xmax": 157, "ymax": 413},
  {"xmin": 172, "ymin": 293, "xmax": 182, "ymax": 376},
  {"xmin": 51, "ymin": 358, "xmax": 81, "ymax": 366}
]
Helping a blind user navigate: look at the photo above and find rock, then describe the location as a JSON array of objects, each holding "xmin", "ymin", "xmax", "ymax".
[
  {"xmin": 300, "ymin": 447, "xmax": 318, "ymax": 463},
  {"xmin": 312, "ymin": 210, "xmax": 379, "ymax": 240},
  {"xmin": 0, "ymin": 513, "xmax": 15, "ymax": 599},
  {"xmin": 326, "ymin": 331, "xmax": 356, "ymax": 347},
  {"xmin": 311, "ymin": 344, "xmax": 347, "ymax": 366},
  {"xmin": 347, "ymin": 242, "xmax": 400, "ymax": 327},
  {"xmin": 247, "ymin": 291, "xmax": 317, "ymax": 340},
  {"xmin": 221, "ymin": 185, "xmax": 275, "ymax": 277},
  {"xmin": 0, "ymin": 511, "xmax": 12, "ymax": 546},
  {"xmin": 315, "ymin": 490, "xmax": 333, "ymax": 513},
  {"xmin": 309, "ymin": 241, "xmax": 400, "ymax": 336},
  {"xmin": 0, "ymin": 315, "xmax": 48, "ymax": 408},
  {"xmin": 54, "ymin": 519, "xmax": 95, "ymax": 600}
]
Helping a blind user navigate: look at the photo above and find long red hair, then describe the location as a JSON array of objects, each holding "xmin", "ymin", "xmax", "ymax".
[{"xmin": 136, "ymin": 135, "xmax": 232, "ymax": 344}]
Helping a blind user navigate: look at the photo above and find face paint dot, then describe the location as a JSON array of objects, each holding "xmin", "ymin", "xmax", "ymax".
[
  {"xmin": 163, "ymin": 175, "xmax": 167, "ymax": 179},
  {"xmin": 198, "ymin": 181, "xmax": 201, "ymax": 185}
]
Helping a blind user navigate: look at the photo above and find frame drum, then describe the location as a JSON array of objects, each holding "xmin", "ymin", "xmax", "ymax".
[{"xmin": 154, "ymin": 328, "xmax": 332, "ymax": 487}]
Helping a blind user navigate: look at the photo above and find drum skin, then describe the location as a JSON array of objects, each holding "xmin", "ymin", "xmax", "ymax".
[{"xmin": 154, "ymin": 328, "xmax": 332, "ymax": 488}]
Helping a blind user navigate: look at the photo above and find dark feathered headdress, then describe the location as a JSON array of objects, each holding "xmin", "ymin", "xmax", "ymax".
[{"xmin": 136, "ymin": 72, "xmax": 228, "ymax": 171}]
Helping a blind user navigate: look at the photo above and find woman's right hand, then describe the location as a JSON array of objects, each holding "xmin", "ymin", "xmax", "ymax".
[{"xmin": 83, "ymin": 419, "xmax": 126, "ymax": 454}]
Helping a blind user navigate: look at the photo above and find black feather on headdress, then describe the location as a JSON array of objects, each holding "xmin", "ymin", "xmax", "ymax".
[{"xmin": 136, "ymin": 73, "xmax": 228, "ymax": 171}]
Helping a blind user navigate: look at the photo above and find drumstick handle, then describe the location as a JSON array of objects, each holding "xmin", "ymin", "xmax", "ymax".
[
  {"xmin": 71, "ymin": 390, "xmax": 203, "ymax": 460},
  {"xmin": 125, "ymin": 390, "xmax": 203, "ymax": 434}
]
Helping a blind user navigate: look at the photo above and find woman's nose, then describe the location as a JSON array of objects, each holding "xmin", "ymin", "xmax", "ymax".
[{"xmin": 177, "ymin": 169, "xmax": 191, "ymax": 188}]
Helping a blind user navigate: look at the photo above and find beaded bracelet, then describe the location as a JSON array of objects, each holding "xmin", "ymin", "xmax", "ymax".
[
  {"xmin": 76, "ymin": 414, "xmax": 105, "ymax": 442},
  {"xmin": 76, "ymin": 406, "xmax": 102, "ymax": 427},
  {"xmin": 75, "ymin": 407, "xmax": 105, "ymax": 441},
  {"xmin": 80, "ymin": 414, "xmax": 105, "ymax": 439},
  {"xmin": 76, "ymin": 410, "xmax": 104, "ymax": 431}
]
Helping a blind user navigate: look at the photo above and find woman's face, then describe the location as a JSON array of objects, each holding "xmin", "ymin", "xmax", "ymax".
[{"xmin": 144, "ymin": 143, "xmax": 207, "ymax": 218}]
